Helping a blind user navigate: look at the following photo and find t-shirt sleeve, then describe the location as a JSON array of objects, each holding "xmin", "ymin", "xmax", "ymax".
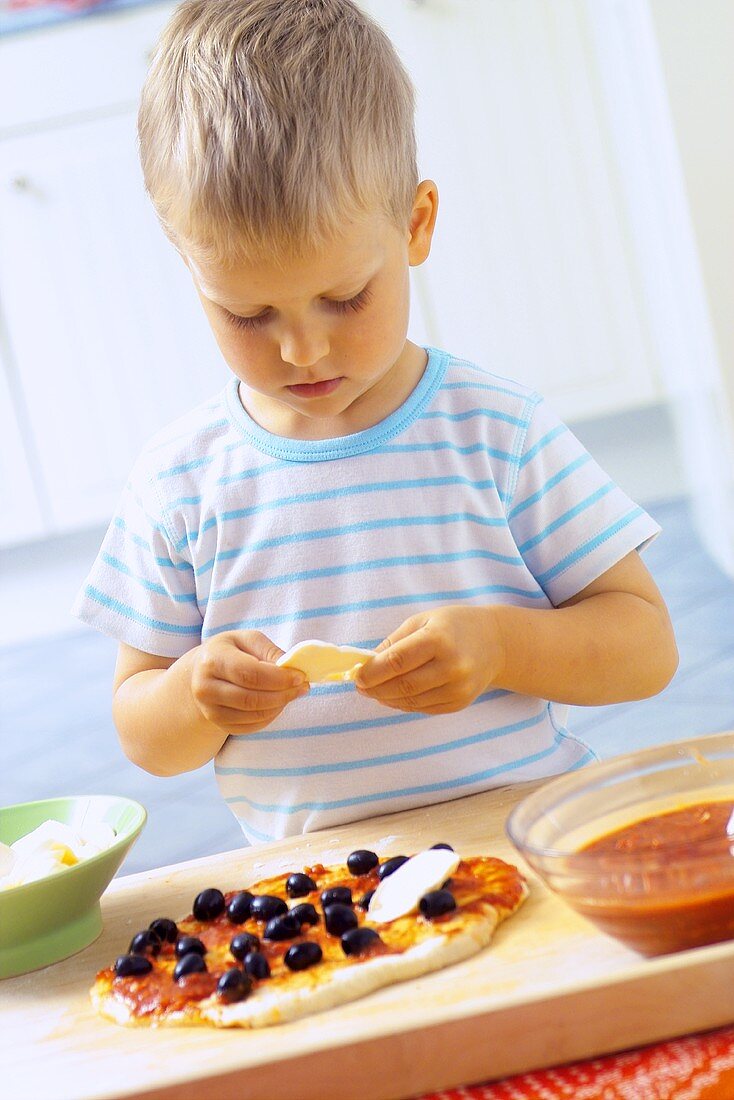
[
  {"xmin": 71, "ymin": 456, "xmax": 203, "ymax": 658},
  {"xmin": 506, "ymin": 396, "xmax": 661, "ymax": 605}
]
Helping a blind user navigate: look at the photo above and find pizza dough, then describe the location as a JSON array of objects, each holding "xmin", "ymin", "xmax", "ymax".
[
  {"xmin": 91, "ymin": 851, "xmax": 528, "ymax": 1029},
  {"xmin": 276, "ymin": 639, "xmax": 375, "ymax": 682}
]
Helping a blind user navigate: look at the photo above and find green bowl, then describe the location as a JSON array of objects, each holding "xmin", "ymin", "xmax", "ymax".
[{"xmin": 0, "ymin": 795, "xmax": 146, "ymax": 979}]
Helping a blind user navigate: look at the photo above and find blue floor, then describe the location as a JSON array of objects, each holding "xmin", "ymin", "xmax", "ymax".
[{"xmin": 2, "ymin": 496, "xmax": 733, "ymax": 875}]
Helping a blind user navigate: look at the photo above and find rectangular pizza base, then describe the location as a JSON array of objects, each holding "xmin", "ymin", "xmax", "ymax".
[{"xmin": 4, "ymin": 780, "xmax": 734, "ymax": 1100}]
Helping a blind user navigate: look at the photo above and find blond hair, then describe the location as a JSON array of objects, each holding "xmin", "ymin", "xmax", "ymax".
[{"xmin": 138, "ymin": 0, "xmax": 418, "ymax": 265}]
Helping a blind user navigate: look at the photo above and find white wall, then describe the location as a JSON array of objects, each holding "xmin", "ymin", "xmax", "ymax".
[{"xmin": 649, "ymin": 0, "xmax": 734, "ymax": 418}]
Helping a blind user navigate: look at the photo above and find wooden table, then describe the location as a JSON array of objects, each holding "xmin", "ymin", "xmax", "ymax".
[{"xmin": 3, "ymin": 781, "xmax": 734, "ymax": 1100}]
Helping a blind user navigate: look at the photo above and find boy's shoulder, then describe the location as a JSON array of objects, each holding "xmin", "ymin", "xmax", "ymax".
[
  {"xmin": 438, "ymin": 350, "xmax": 543, "ymax": 420},
  {"xmin": 133, "ymin": 385, "xmax": 236, "ymax": 480}
]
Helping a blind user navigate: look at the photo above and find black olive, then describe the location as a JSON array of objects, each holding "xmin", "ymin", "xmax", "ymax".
[
  {"xmin": 229, "ymin": 932, "xmax": 260, "ymax": 960},
  {"xmin": 174, "ymin": 952, "xmax": 208, "ymax": 981},
  {"xmin": 264, "ymin": 912, "xmax": 302, "ymax": 941},
  {"xmin": 324, "ymin": 903, "xmax": 358, "ymax": 937},
  {"xmin": 430, "ymin": 843, "xmax": 454, "ymax": 852},
  {"xmin": 149, "ymin": 917, "xmax": 178, "ymax": 944},
  {"xmin": 114, "ymin": 954, "xmax": 153, "ymax": 978},
  {"xmin": 175, "ymin": 935, "xmax": 206, "ymax": 958},
  {"xmin": 249, "ymin": 894, "xmax": 288, "ymax": 921},
  {"xmin": 378, "ymin": 855, "xmax": 409, "ymax": 881},
  {"xmin": 193, "ymin": 888, "xmax": 226, "ymax": 921},
  {"xmin": 346, "ymin": 849, "xmax": 379, "ymax": 876},
  {"xmin": 284, "ymin": 941, "xmax": 323, "ymax": 971},
  {"xmin": 419, "ymin": 889, "xmax": 457, "ymax": 920},
  {"xmin": 286, "ymin": 872, "xmax": 317, "ymax": 898},
  {"xmin": 290, "ymin": 902, "xmax": 319, "ymax": 927},
  {"xmin": 226, "ymin": 891, "xmax": 254, "ymax": 924},
  {"xmin": 341, "ymin": 927, "xmax": 382, "ymax": 956},
  {"xmin": 217, "ymin": 968, "xmax": 252, "ymax": 1003},
  {"xmin": 128, "ymin": 929, "xmax": 162, "ymax": 956},
  {"xmin": 320, "ymin": 886, "xmax": 352, "ymax": 908},
  {"xmin": 357, "ymin": 889, "xmax": 375, "ymax": 911},
  {"xmin": 244, "ymin": 951, "xmax": 271, "ymax": 980}
]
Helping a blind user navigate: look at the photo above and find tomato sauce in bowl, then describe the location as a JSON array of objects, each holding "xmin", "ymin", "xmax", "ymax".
[{"xmin": 574, "ymin": 800, "xmax": 734, "ymax": 955}]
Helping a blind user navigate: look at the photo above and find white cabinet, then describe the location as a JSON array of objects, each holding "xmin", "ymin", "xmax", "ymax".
[
  {"xmin": 0, "ymin": 3, "xmax": 229, "ymax": 545},
  {"xmin": 363, "ymin": 0, "xmax": 663, "ymax": 420},
  {"xmin": 0, "ymin": 347, "xmax": 46, "ymax": 544},
  {"xmin": 0, "ymin": 111, "xmax": 226, "ymax": 536}
]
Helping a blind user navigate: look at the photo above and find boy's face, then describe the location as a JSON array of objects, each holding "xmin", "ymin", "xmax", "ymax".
[{"xmin": 186, "ymin": 187, "xmax": 436, "ymax": 439}]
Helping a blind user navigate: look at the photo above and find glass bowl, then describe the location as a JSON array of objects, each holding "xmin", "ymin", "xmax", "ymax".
[
  {"xmin": 506, "ymin": 731, "xmax": 734, "ymax": 956},
  {"xmin": 0, "ymin": 794, "xmax": 146, "ymax": 978}
]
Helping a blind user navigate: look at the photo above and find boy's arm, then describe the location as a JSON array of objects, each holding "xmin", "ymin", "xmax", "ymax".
[
  {"xmin": 355, "ymin": 551, "xmax": 678, "ymax": 712},
  {"xmin": 112, "ymin": 634, "xmax": 308, "ymax": 776}
]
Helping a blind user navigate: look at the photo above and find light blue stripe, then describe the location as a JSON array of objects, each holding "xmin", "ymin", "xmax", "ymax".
[
  {"xmin": 210, "ymin": 549, "xmax": 524, "ymax": 602},
  {"xmin": 379, "ymin": 440, "xmax": 518, "ymax": 463},
  {"xmin": 518, "ymin": 482, "xmax": 616, "ymax": 554},
  {"xmin": 518, "ymin": 424, "xmax": 568, "ymax": 468},
  {"xmin": 508, "ymin": 453, "xmax": 592, "ymax": 520},
  {"xmin": 422, "ymin": 408, "xmax": 529, "ymax": 428},
  {"xmin": 205, "ymin": 581, "xmax": 547, "ymax": 635},
  {"xmin": 83, "ymin": 586, "xmax": 202, "ymax": 636},
  {"xmin": 216, "ymin": 710, "xmax": 546, "ymax": 777},
  {"xmin": 101, "ymin": 553, "xmax": 197, "ymax": 603},
  {"xmin": 217, "ymin": 458, "xmax": 290, "ymax": 487},
  {"xmin": 157, "ymin": 454, "xmax": 215, "ymax": 479},
  {"xmin": 176, "ymin": 476, "xmax": 498, "ymax": 549},
  {"xmin": 193, "ymin": 513, "xmax": 508, "ymax": 578},
  {"xmin": 232, "ymin": 690, "xmax": 510, "ymax": 743},
  {"xmin": 157, "ymin": 557, "xmax": 193, "ymax": 572},
  {"xmin": 113, "ymin": 516, "xmax": 190, "ymax": 570},
  {"xmin": 441, "ymin": 379, "xmax": 528, "ymax": 401},
  {"xmin": 114, "ymin": 516, "xmax": 151, "ymax": 553},
  {"xmin": 239, "ymin": 820, "xmax": 276, "ymax": 843},
  {"xmin": 223, "ymin": 737, "xmax": 569, "ymax": 815},
  {"xmin": 536, "ymin": 507, "xmax": 645, "ymax": 585}
]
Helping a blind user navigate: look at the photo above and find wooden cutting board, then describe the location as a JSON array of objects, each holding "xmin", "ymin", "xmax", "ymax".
[{"xmin": 3, "ymin": 780, "xmax": 734, "ymax": 1100}]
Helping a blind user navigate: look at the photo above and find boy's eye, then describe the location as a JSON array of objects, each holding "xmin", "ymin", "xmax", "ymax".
[
  {"xmin": 223, "ymin": 287, "xmax": 371, "ymax": 332},
  {"xmin": 325, "ymin": 287, "xmax": 373, "ymax": 315},
  {"xmin": 225, "ymin": 309, "xmax": 271, "ymax": 332}
]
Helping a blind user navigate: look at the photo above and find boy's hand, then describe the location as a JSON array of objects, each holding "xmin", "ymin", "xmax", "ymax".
[
  {"xmin": 190, "ymin": 631, "xmax": 309, "ymax": 733},
  {"xmin": 355, "ymin": 606, "xmax": 503, "ymax": 715}
]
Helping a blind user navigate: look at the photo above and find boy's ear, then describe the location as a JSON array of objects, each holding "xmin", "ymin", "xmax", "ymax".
[{"xmin": 407, "ymin": 180, "xmax": 438, "ymax": 266}]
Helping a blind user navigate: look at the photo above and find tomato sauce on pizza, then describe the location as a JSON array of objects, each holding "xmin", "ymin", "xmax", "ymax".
[{"xmin": 91, "ymin": 847, "xmax": 527, "ymax": 1028}]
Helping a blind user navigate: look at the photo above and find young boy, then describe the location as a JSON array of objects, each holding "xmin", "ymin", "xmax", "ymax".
[{"xmin": 73, "ymin": 0, "xmax": 677, "ymax": 844}]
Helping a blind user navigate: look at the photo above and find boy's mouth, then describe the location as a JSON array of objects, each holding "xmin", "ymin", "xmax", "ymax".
[{"xmin": 287, "ymin": 378, "xmax": 343, "ymax": 399}]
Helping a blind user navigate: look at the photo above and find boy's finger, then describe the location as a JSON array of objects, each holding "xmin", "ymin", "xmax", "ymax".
[
  {"xmin": 230, "ymin": 629, "xmax": 287, "ymax": 666},
  {"xmin": 355, "ymin": 634, "xmax": 432, "ymax": 688},
  {"xmin": 223, "ymin": 652, "xmax": 307, "ymax": 691},
  {"xmin": 359, "ymin": 660, "xmax": 439, "ymax": 702},
  {"xmin": 209, "ymin": 679, "xmax": 307, "ymax": 712},
  {"xmin": 373, "ymin": 614, "xmax": 427, "ymax": 653}
]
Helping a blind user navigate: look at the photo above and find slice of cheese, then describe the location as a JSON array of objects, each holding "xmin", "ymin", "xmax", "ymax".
[
  {"xmin": 367, "ymin": 848, "xmax": 461, "ymax": 924},
  {"xmin": 0, "ymin": 841, "xmax": 15, "ymax": 877},
  {"xmin": 276, "ymin": 639, "xmax": 375, "ymax": 683}
]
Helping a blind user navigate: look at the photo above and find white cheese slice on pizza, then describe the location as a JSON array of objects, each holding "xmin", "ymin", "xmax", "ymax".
[
  {"xmin": 368, "ymin": 849, "xmax": 461, "ymax": 923},
  {"xmin": 276, "ymin": 639, "xmax": 375, "ymax": 682}
]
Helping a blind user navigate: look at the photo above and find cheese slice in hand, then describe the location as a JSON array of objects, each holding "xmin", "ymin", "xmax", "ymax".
[
  {"xmin": 276, "ymin": 639, "xmax": 375, "ymax": 683},
  {"xmin": 367, "ymin": 848, "xmax": 461, "ymax": 924}
]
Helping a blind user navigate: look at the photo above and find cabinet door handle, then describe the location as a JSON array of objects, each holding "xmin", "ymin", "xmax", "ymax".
[{"xmin": 10, "ymin": 176, "xmax": 45, "ymax": 199}]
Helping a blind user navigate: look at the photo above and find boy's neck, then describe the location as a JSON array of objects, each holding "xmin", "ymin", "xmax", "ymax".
[{"xmin": 237, "ymin": 341, "xmax": 428, "ymax": 441}]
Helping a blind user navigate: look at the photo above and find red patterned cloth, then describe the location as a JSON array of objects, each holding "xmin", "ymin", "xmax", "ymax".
[{"xmin": 420, "ymin": 1026, "xmax": 734, "ymax": 1100}]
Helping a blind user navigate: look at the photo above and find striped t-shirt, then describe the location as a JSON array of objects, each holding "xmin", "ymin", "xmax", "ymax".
[{"xmin": 73, "ymin": 347, "xmax": 660, "ymax": 843}]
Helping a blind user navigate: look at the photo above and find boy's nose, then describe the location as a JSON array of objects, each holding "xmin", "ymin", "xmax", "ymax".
[{"xmin": 278, "ymin": 326, "xmax": 329, "ymax": 368}]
